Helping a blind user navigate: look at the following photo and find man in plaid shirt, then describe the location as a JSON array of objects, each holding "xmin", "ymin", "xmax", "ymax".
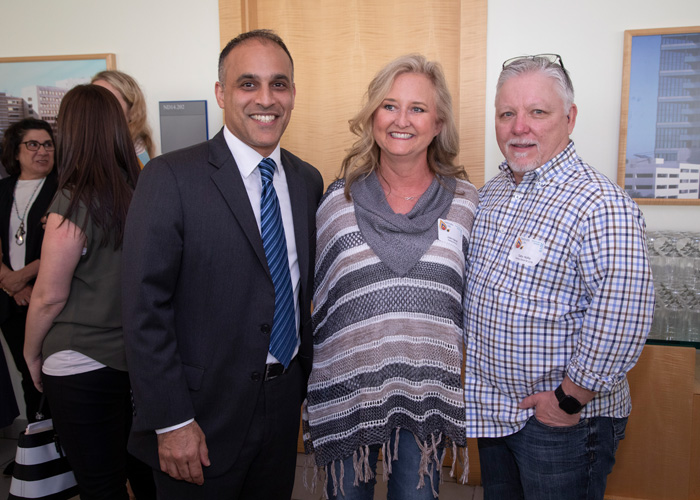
[{"xmin": 463, "ymin": 54, "xmax": 654, "ymax": 499}]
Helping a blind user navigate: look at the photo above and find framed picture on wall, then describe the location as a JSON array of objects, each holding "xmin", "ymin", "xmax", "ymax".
[
  {"xmin": 0, "ymin": 53, "xmax": 115, "ymax": 140},
  {"xmin": 617, "ymin": 26, "xmax": 700, "ymax": 205}
]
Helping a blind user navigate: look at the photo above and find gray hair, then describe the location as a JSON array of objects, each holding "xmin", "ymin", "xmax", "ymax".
[{"xmin": 496, "ymin": 56, "xmax": 575, "ymax": 111}]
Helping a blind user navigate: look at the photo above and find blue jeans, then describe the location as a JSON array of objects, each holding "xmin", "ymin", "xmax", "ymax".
[
  {"xmin": 326, "ymin": 428, "xmax": 441, "ymax": 500},
  {"xmin": 478, "ymin": 416, "xmax": 627, "ymax": 500}
]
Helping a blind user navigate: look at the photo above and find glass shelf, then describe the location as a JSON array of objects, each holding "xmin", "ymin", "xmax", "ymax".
[
  {"xmin": 645, "ymin": 231, "xmax": 700, "ymax": 349},
  {"xmin": 646, "ymin": 336, "xmax": 700, "ymax": 349}
]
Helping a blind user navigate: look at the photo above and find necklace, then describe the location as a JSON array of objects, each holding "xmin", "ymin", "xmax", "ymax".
[
  {"xmin": 388, "ymin": 191, "xmax": 418, "ymax": 201},
  {"xmin": 378, "ymin": 170, "xmax": 432, "ymax": 202},
  {"xmin": 13, "ymin": 178, "xmax": 45, "ymax": 246}
]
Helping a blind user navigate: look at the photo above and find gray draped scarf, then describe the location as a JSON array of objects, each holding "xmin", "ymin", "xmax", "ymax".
[{"xmin": 350, "ymin": 171, "xmax": 456, "ymax": 276}]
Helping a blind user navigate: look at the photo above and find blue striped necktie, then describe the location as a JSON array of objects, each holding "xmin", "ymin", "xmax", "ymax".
[{"xmin": 258, "ymin": 157, "xmax": 296, "ymax": 368}]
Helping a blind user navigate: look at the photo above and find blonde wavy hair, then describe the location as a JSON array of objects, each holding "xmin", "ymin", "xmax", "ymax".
[
  {"xmin": 92, "ymin": 70, "xmax": 155, "ymax": 159},
  {"xmin": 340, "ymin": 54, "xmax": 466, "ymax": 198}
]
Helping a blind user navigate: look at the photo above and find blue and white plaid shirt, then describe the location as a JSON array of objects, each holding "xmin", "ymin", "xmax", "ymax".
[{"xmin": 464, "ymin": 142, "xmax": 654, "ymax": 438}]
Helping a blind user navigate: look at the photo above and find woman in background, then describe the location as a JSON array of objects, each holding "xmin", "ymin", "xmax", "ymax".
[
  {"xmin": 0, "ymin": 118, "xmax": 57, "ymax": 424},
  {"xmin": 306, "ymin": 54, "xmax": 479, "ymax": 499},
  {"xmin": 0, "ymin": 242, "xmax": 20, "ymax": 432},
  {"xmin": 24, "ymin": 85, "xmax": 154, "ymax": 499},
  {"xmin": 92, "ymin": 70, "xmax": 155, "ymax": 167}
]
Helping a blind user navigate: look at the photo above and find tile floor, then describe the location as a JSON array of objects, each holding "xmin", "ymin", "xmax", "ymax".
[
  {"xmin": 1, "ymin": 426, "xmax": 483, "ymax": 500},
  {"xmin": 290, "ymin": 455, "xmax": 483, "ymax": 500},
  {"xmin": 0, "ymin": 440, "xmax": 12, "ymax": 497}
]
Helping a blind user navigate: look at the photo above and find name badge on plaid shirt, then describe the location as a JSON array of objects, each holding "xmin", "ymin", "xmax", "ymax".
[{"xmin": 508, "ymin": 235, "xmax": 544, "ymax": 266}]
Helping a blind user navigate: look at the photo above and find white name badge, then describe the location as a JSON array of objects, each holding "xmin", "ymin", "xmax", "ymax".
[
  {"xmin": 438, "ymin": 219, "xmax": 462, "ymax": 248},
  {"xmin": 508, "ymin": 235, "xmax": 545, "ymax": 267}
]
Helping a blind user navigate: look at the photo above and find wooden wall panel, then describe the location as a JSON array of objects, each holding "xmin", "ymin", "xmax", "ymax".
[
  {"xmin": 690, "ymin": 353, "xmax": 700, "ymax": 500},
  {"xmin": 221, "ymin": 0, "xmax": 487, "ymax": 486},
  {"xmin": 218, "ymin": 0, "xmax": 242, "ymax": 52},
  {"xmin": 606, "ymin": 345, "xmax": 695, "ymax": 500},
  {"xmin": 219, "ymin": 0, "xmax": 487, "ymax": 187},
  {"xmin": 459, "ymin": 0, "xmax": 487, "ymax": 188},
  {"xmin": 692, "ymin": 394, "xmax": 700, "ymax": 499}
]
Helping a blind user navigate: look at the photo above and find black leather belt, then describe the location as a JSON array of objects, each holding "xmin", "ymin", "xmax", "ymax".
[{"xmin": 264, "ymin": 362, "xmax": 287, "ymax": 381}]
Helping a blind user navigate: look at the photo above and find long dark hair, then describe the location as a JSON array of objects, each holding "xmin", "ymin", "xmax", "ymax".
[{"xmin": 56, "ymin": 84, "xmax": 140, "ymax": 248}]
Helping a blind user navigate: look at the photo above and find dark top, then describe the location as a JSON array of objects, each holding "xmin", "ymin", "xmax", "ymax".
[{"xmin": 41, "ymin": 189, "xmax": 128, "ymax": 371}]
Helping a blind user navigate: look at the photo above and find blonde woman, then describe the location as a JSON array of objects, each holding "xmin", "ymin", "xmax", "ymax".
[
  {"xmin": 306, "ymin": 54, "xmax": 478, "ymax": 499},
  {"xmin": 92, "ymin": 70, "xmax": 155, "ymax": 167}
]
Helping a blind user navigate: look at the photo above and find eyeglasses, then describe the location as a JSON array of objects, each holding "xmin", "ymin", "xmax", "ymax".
[
  {"xmin": 502, "ymin": 53, "xmax": 566, "ymax": 70},
  {"xmin": 503, "ymin": 54, "xmax": 574, "ymax": 89},
  {"xmin": 21, "ymin": 140, "xmax": 55, "ymax": 152}
]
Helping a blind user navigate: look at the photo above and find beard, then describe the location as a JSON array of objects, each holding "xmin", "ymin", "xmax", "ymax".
[{"xmin": 505, "ymin": 140, "xmax": 542, "ymax": 174}]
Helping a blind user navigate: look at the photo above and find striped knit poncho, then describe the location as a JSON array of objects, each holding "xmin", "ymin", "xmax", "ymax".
[{"xmin": 306, "ymin": 177, "xmax": 478, "ymax": 487}]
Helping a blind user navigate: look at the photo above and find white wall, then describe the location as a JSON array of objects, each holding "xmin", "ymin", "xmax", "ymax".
[
  {"xmin": 486, "ymin": 0, "xmax": 700, "ymax": 231},
  {"xmin": 1, "ymin": 0, "xmax": 699, "ymax": 418},
  {"xmin": 0, "ymin": 0, "xmax": 223, "ymax": 158},
  {"xmin": 0, "ymin": 0, "xmax": 222, "ymax": 421},
  {"xmin": 2, "ymin": 0, "xmax": 698, "ymax": 231}
]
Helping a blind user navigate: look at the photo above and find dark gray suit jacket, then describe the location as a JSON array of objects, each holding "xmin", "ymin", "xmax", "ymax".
[{"xmin": 122, "ymin": 129, "xmax": 323, "ymax": 474}]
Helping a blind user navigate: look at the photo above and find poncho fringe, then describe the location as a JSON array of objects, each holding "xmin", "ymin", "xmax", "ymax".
[
  {"xmin": 305, "ymin": 178, "xmax": 478, "ymax": 495},
  {"xmin": 303, "ymin": 428, "xmax": 470, "ymax": 499}
]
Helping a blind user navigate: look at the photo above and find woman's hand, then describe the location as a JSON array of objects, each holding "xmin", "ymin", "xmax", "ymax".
[
  {"xmin": 1, "ymin": 259, "xmax": 40, "ymax": 296},
  {"xmin": 25, "ymin": 352, "xmax": 44, "ymax": 392},
  {"xmin": 1, "ymin": 269, "xmax": 30, "ymax": 295},
  {"xmin": 13, "ymin": 285, "xmax": 33, "ymax": 306}
]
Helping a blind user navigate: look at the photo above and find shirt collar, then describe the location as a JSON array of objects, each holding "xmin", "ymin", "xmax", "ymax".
[
  {"xmin": 499, "ymin": 141, "xmax": 577, "ymax": 189},
  {"xmin": 222, "ymin": 125, "xmax": 282, "ymax": 179}
]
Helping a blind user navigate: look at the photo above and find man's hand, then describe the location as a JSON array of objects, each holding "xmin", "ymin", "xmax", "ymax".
[
  {"xmin": 519, "ymin": 390, "xmax": 581, "ymax": 427},
  {"xmin": 519, "ymin": 376, "xmax": 596, "ymax": 427},
  {"xmin": 156, "ymin": 421, "xmax": 211, "ymax": 485}
]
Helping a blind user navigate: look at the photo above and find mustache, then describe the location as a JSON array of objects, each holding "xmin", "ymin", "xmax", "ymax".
[{"xmin": 507, "ymin": 139, "xmax": 539, "ymax": 148}]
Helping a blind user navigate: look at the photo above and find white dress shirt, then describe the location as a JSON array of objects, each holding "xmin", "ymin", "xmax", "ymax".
[{"xmin": 222, "ymin": 126, "xmax": 301, "ymax": 364}]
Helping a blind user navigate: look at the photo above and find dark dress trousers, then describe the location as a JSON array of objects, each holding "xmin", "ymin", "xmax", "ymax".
[{"xmin": 122, "ymin": 130, "xmax": 323, "ymax": 482}]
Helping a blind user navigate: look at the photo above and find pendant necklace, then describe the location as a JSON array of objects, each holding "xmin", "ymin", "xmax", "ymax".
[
  {"xmin": 378, "ymin": 170, "xmax": 429, "ymax": 202},
  {"xmin": 389, "ymin": 191, "xmax": 418, "ymax": 201},
  {"xmin": 13, "ymin": 178, "xmax": 45, "ymax": 246}
]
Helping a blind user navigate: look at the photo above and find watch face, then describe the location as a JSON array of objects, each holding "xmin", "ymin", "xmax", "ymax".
[{"xmin": 555, "ymin": 385, "xmax": 583, "ymax": 414}]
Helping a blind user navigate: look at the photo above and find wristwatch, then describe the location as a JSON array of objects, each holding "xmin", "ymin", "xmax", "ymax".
[{"xmin": 554, "ymin": 384, "xmax": 585, "ymax": 414}]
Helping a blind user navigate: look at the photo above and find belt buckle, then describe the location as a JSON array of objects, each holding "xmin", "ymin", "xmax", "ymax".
[{"xmin": 264, "ymin": 362, "xmax": 285, "ymax": 381}]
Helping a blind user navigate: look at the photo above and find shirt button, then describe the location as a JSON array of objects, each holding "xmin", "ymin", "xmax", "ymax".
[
  {"xmin": 261, "ymin": 324, "xmax": 271, "ymax": 335},
  {"xmin": 250, "ymin": 372, "xmax": 261, "ymax": 381}
]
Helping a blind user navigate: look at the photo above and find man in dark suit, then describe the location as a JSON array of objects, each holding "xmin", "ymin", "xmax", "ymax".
[{"xmin": 122, "ymin": 29, "xmax": 323, "ymax": 499}]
